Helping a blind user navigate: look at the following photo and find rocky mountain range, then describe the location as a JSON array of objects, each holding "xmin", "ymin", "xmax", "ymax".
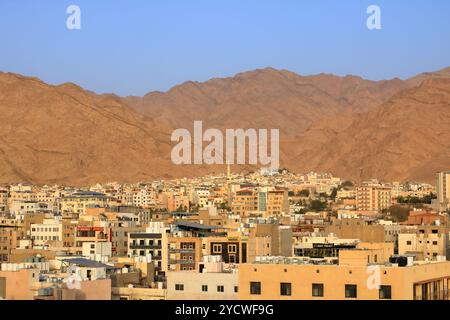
[{"xmin": 0, "ymin": 66, "xmax": 449, "ymax": 185}]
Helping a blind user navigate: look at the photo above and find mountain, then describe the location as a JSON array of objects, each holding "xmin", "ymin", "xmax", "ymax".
[
  {"xmin": 290, "ymin": 78, "xmax": 450, "ymax": 182},
  {"xmin": 0, "ymin": 67, "xmax": 449, "ymax": 185},
  {"xmin": 0, "ymin": 72, "xmax": 177, "ymax": 185},
  {"xmin": 125, "ymin": 67, "xmax": 410, "ymax": 135}
]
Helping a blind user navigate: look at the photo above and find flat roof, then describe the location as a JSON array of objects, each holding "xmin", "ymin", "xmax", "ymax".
[
  {"xmin": 173, "ymin": 221, "xmax": 220, "ymax": 230},
  {"xmin": 62, "ymin": 258, "xmax": 115, "ymax": 270}
]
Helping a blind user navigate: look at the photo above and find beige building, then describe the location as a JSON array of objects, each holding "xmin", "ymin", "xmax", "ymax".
[
  {"xmin": 239, "ymin": 253, "xmax": 450, "ymax": 300},
  {"xmin": 59, "ymin": 191, "xmax": 107, "ymax": 214},
  {"xmin": 30, "ymin": 219, "xmax": 63, "ymax": 246},
  {"xmin": 437, "ymin": 171, "xmax": 450, "ymax": 211},
  {"xmin": 166, "ymin": 256, "xmax": 238, "ymax": 300},
  {"xmin": 356, "ymin": 186, "xmax": 392, "ymax": 213},
  {"xmin": 398, "ymin": 226, "xmax": 449, "ymax": 261}
]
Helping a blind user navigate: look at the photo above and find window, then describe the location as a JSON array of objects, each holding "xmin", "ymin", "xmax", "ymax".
[
  {"xmin": 280, "ymin": 283, "xmax": 292, "ymax": 296},
  {"xmin": 202, "ymin": 285, "xmax": 208, "ymax": 292},
  {"xmin": 250, "ymin": 282, "xmax": 261, "ymax": 295},
  {"xmin": 379, "ymin": 285, "xmax": 392, "ymax": 299},
  {"xmin": 228, "ymin": 244, "xmax": 237, "ymax": 253},
  {"xmin": 175, "ymin": 284, "xmax": 184, "ymax": 291},
  {"xmin": 406, "ymin": 241, "xmax": 412, "ymax": 245},
  {"xmin": 345, "ymin": 285, "xmax": 357, "ymax": 298},
  {"xmin": 213, "ymin": 244, "xmax": 222, "ymax": 254},
  {"xmin": 234, "ymin": 286, "xmax": 238, "ymax": 293},
  {"xmin": 217, "ymin": 285, "xmax": 224, "ymax": 293},
  {"xmin": 312, "ymin": 283, "xmax": 324, "ymax": 297},
  {"xmin": 433, "ymin": 241, "xmax": 438, "ymax": 245}
]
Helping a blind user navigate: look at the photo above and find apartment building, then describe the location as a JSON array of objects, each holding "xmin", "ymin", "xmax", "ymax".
[
  {"xmin": 356, "ymin": 186, "xmax": 392, "ymax": 213},
  {"xmin": 437, "ymin": 171, "xmax": 450, "ymax": 211},
  {"xmin": 59, "ymin": 191, "xmax": 107, "ymax": 214},
  {"xmin": 239, "ymin": 255, "xmax": 450, "ymax": 300},
  {"xmin": 128, "ymin": 222, "xmax": 169, "ymax": 278},
  {"xmin": 203, "ymin": 236, "xmax": 248, "ymax": 264},
  {"xmin": 110, "ymin": 226, "xmax": 144, "ymax": 257},
  {"xmin": 232, "ymin": 189, "xmax": 258, "ymax": 217},
  {"xmin": 166, "ymin": 256, "xmax": 238, "ymax": 300},
  {"xmin": 0, "ymin": 219, "xmax": 23, "ymax": 262},
  {"xmin": 30, "ymin": 219, "xmax": 63, "ymax": 246},
  {"xmin": 247, "ymin": 223, "xmax": 293, "ymax": 262},
  {"xmin": 398, "ymin": 226, "xmax": 449, "ymax": 261},
  {"xmin": 265, "ymin": 189, "xmax": 289, "ymax": 217},
  {"xmin": 0, "ymin": 190, "xmax": 8, "ymax": 213},
  {"xmin": 75, "ymin": 226, "xmax": 110, "ymax": 255},
  {"xmin": 168, "ymin": 236, "xmax": 202, "ymax": 271},
  {"xmin": 325, "ymin": 218, "xmax": 386, "ymax": 243}
]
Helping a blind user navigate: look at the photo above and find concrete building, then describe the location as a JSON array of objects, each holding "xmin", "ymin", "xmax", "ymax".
[
  {"xmin": 398, "ymin": 226, "xmax": 449, "ymax": 261},
  {"xmin": 437, "ymin": 171, "xmax": 450, "ymax": 211},
  {"xmin": 238, "ymin": 254, "xmax": 450, "ymax": 300},
  {"xmin": 30, "ymin": 219, "xmax": 63, "ymax": 246},
  {"xmin": 166, "ymin": 256, "xmax": 238, "ymax": 300},
  {"xmin": 356, "ymin": 186, "xmax": 392, "ymax": 213}
]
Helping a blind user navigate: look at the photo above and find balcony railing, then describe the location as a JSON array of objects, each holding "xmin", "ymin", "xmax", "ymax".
[{"xmin": 129, "ymin": 244, "xmax": 162, "ymax": 250}]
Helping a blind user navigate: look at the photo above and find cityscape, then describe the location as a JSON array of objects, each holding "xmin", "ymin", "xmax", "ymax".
[
  {"xmin": 0, "ymin": 0, "xmax": 450, "ymax": 311},
  {"xmin": 1, "ymin": 169, "xmax": 449, "ymax": 300}
]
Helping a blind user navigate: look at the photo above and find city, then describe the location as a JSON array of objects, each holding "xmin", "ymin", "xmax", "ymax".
[{"xmin": 1, "ymin": 168, "xmax": 449, "ymax": 300}]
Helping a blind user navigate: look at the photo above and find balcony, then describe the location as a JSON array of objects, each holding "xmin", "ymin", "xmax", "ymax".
[
  {"xmin": 169, "ymin": 259, "xmax": 195, "ymax": 265},
  {"xmin": 129, "ymin": 244, "xmax": 162, "ymax": 250},
  {"xmin": 169, "ymin": 248, "xmax": 195, "ymax": 254}
]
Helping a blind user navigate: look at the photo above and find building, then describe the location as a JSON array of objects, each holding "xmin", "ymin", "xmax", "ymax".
[
  {"xmin": 437, "ymin": 171, "xmax": 450, "ymax": 211},
  {"xmin": 128, "ymin": 222, "xmax": 169, "ymax": 280},
  {"xmin": 166, "ymin": 256, "xmax": 238, "ymax": 300},
  {"xmin": 398, "ymin": 226, "xmax": 449, "ymax": 261},
  {"xmin": 238, "ymin": 255, "xmax": 450, "ymax": 300},
  {"xmin": 325, "ymin": 218, "xmax": 386, "ymax": 243},
  {"xmin": 30, "ymin": 219, "xmax": 63, "ymax": 246},
  {"xmin": 248, "ymin": 223, "xmax": 293, "ymax": 262},
  {"xmin": 59, "ymin": 191, "xmax": 107, "ymax": 214},
  {"xmin": 232, "ymin": 189, "xmax": 258, "ymax": 217},
  {"xmin": 356, "ymin": 186, "xmax": 392, "ymax": 213},
  {"xmin": 168, "ymin": 237, "xmax": 202, "ymax": 271}
]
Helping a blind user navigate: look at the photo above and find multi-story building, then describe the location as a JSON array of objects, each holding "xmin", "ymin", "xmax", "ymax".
[
  {"xmin": 356, "ymin": 186, "xmax": 392, "ymax": 213},
  {"xmin": 398, "ymin": 226, "xmax": 449, "ymax": 261},
  {"xmin": 247, "ymin": 223, "xmax": 292, "ymax": 262},
  {"xmin": 166, "ymin": 256, "xmax": 238, "ymax": 300},
  {"xmin": 232, "ymin": 189, "xmax": 258, "ymax": 217},
  {"xmin": 110, "ymin": 225, "xmax": 144, "ymax": 257},
  {"xmin": 437, "ymin": 171, "xmax": 450, "ymax": 211},
  {"xmin": 59, "ymin": 191, "xmax": 107, "ymax": 214},
  {"xmin": 128, "ymin": 222, "xmax": 169, "ymax": 279},
  {"xmin": 30, "ymin": 219, "xmax": 63, "ymax": 246},
  {"xmin": 238, "ymin": 254, "xmax": 450, "ymax": 300},
  {"xmin": 168, "ymin": 237, "xmax": 202, "ymax": 271},
  {"xmin": 0, "ymin": 219, "xmax": 23, "ymax": 262},
  {"xmin": 203, "ymin": 236, "xmax": 248, "ymax": 265}
]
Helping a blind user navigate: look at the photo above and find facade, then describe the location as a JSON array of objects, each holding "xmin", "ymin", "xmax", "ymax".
[
  {"xmin": 128, "ymin": 223, "xmax": 169, "ymax": 278},
  {"xmin": 166, "ymin": 256, "xmax": 238, "ymax": 300},
  {"xmin": 437, "ymin": 171, "xmax": 450, "ymax": 211},
  {"xmin": 398, "ymin": 226, "xmax": 449, "ymax": 261},
  {"xmin": 238, "ymin": 256, "xmax": 450, "ymax": 300},
  {"xmin": 30, "ymin": 219, "xmax": 63, "ymax": 246},
  {"xmin": 356, "ymin": 186, "xmax": 392, "ymax": 213},
  {"xmin": 59, "ymin": 191, "xmax": 107, "ymax": 214}
]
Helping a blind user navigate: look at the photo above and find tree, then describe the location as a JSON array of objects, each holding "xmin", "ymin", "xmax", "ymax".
[
  {"xmin": 297, "ymin": 189, "xmax": 310, "ymax": 197},
  {"xmin": 341, "ymin": 180, "xmax": 354, "ymax": 188},
  {"xmin": 388, "ymin": 205, "xmax": 411, "ymax": 222},
  {"xmin": 330, "ymin": 188, "xmax": 338, "ymax": 199},
  {"xmin": 309, "ymin": 200, "xmax": 327, "ymax": 212}
]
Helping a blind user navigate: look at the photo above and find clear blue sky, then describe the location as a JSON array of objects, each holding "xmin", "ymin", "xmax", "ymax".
[{"xmin": 0, "ymin": 0, "xmax": 449, "ymax": 96}]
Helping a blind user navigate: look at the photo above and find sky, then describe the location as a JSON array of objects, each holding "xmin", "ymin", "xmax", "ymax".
[{"xmin": 0, "ymin": 0, "xmax": 449, "ymax": 96}]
